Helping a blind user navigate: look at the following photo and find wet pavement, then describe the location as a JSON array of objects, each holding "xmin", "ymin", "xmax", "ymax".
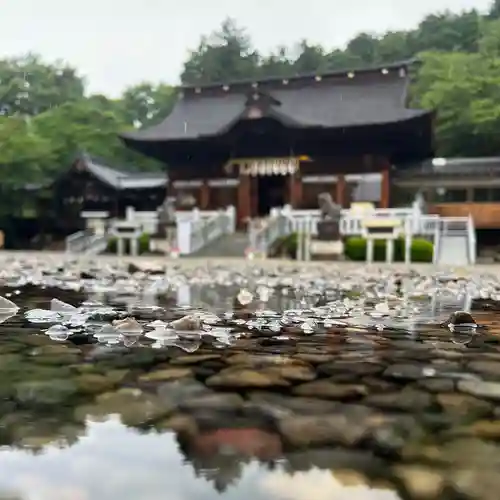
[{"xmin": 0, "ymin": 256, "xmax": 500, "ymax": 499}]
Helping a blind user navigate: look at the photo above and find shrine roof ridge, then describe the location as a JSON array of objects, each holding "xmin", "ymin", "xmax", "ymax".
[
  {"xmin": 75, "ymin": 152, "xmax": 167, "ymax": 189},
  {"xmin": 179, "ymin": 59, "xmax": 420, "ymax": 91}
]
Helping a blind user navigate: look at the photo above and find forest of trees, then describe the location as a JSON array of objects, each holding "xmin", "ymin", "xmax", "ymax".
[{"xmin": 3, "ymin": 0, "xmax": 500, "ymax": 188}]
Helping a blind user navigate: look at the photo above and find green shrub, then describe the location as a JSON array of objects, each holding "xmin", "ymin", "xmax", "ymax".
[
  {"xmin": 344, "ymin": 236, "xmax": 433, "ymax": 262},
  {"xmin": 271, "ymin": 232, "xmax": 300, "ymax": 258},
  {"xmin": 344, "ymin": 237, "xmax": 389, "ymax": 261},
  {"xmin": 106, "ymin": 233, "xmax": 151, "ymax": 254}
]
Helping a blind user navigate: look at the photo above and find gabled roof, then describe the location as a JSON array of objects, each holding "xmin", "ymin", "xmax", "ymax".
[
  {"xmin": 395, "ymin": 157, "xmax": 500, "ymax": 178},
  {"xmin": 121, "ymin": 60, "xmax": 431, "ymax": 144},
  {"xmin": 75, "ymin": 153, "xmax": 167, "ymax": 189}
]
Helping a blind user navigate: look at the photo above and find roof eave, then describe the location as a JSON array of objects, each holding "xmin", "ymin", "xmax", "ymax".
[{"xmin": 180, "ymin": 58, "xmax": 420, "ymax": 91}]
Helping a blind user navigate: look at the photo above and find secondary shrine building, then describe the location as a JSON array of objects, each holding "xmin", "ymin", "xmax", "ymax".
[{"xmin": 121, "ymin": 60, "xmax": 434, "ymax": 226}]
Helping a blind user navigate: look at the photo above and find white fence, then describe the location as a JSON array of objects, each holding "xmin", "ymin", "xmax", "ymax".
[
  {"xmin": 65, "ymin": 203, "xmax": 476, "ymax": 264},
  {"xmin": 124, "ymin": 207, "xmax": 159, "ymax": 234},
  {"xmin": 65, "ymin": 229, "xmax": 109, "ymax": 255},
  {"xmin": 65, "ymin": 205, "xmax": 238, "ymax": 256},
  {"xmin": 176, "ymin": 206, "xmax": 237, "ymax": 254},
  {"xmin": 248, "ymin": 205, "xmax": 476, "ymax": 264}
]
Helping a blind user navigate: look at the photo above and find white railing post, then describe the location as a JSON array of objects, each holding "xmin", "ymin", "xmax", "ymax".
[
  {"xmin": 387, "ymin": 239, "xmax": 394, "ymax": 263},
  {"xmin": 366, "ymin": 239, "xmax": 374, "ymax": 264},
  {"xmin": 226, "ymin": 206, "xmax": 236, "ymax": 233},
  {"xmin": 467, "ymin": 214, "xmax": 476, "ymax": 265},
  {"xmin": 125, "ymin": 206, "xmax": 135, "ymax": 221},
  {"xmin": 432, "ymin": 220, "xmax": 440, "ymax": 265},
  {"xmin": 177, "ymin": 219, "xmax": 192, "ymax": 254},
  {"xmin": 117, "ymin": 238, "xmax": 124, "ymax": 256},
  {"xmin": 297, "ymin": 218, "xmax": 304, "ymax": 261},
  {"xmin": 304, "ymin": 216, "xmax": 312, "ymax": 261},
  {"xmin": 404, "ymin": 216, "xmax": 412, "ymax": 265}
]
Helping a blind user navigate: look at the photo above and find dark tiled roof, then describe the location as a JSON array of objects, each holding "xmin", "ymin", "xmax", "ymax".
[
  {"xmin": 180, "ymin": 59, "xmax": 420, "ymax": 90},
  {"xmin": 79, "ymin": 153, "xmax": 167, "ymax": 189},
  {"xmin": 121, "ymin": 61, "xmax": 430, "ymax": 143},
  {"xmin": 395, "ymin": 157, "xmax": 500, "ymax": 178}
]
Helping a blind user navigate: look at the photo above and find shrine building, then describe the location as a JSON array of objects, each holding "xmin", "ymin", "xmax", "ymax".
[
  {"xmin": 121, "ymin": 60, "xmax": 434, "ymax": 227},
  {"xmin": 7, "ymin": 153, "xmax": 167, "ymax": 249}
]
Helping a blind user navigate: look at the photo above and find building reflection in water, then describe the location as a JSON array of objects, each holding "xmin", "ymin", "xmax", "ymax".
[{"xmin": 0, "ymin": 419, "xmax": 402, "ymax": 500}]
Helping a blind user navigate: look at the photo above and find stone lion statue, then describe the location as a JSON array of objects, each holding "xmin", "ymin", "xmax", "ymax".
[{"xmin": 318, "ymin": 192, "xmax": 342, "ymax": 221}]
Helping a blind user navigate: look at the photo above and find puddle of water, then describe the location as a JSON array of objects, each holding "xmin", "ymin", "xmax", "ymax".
[
  {"xmin": 0, "ymin": 418, "xmax": 401, "ymax": 500},
  {"xmin": 0, "ymin": 269, "xmax": 499, "ymax": 500}
]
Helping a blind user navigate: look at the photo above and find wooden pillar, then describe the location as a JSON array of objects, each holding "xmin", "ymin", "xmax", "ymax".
[
  {"xmin": 381, "ymin": 164, "xmax": 390, "ymax": 208},
  {"xmin": 237, "ymin": 174, "xmax": 251, "ymax": 228},
  {"xmin": 289, "ymin": 173, "xmax": 302, "ymax": 208},
  {"xmin": 200, "ymin": 180, "xmax": 209, "ymax": 210},
  {"xmin": 336, "ymin": 174, "xmax": 346, "ymax": 207},
  {"xmin": 250, "ymin": 176, "xmax": 258, "ymax": 217}
]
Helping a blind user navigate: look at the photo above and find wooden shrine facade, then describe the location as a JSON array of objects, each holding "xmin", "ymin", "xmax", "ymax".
[
  {"xmin": 121, "ymin": 60, "xmax": 434, "ymax": 225},
  {"xmin": 166, "ymin": 155, "xmax": 390, "ymax": 222}
]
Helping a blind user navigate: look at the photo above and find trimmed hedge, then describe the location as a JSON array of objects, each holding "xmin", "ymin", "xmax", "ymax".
[
  {"xmin": 271, "ymin": 233, "xmax": 433, "ymax": 262},
  {"xmin": 344, "ymin": 236, "xmax": 433, "ymax": 262},
  {"xmin": 106, "ymin": 233, "xmax": 151, "ymax": 255}
]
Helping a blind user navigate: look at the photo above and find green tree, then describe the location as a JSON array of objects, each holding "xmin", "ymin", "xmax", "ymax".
[
  {"xmin": 292, "ymin": 41, "xmax": 329, "ymax": 73},
  {"xmin": 33, "ymin": 99, "xmax": 130, "ymax": 174},
  {"xmin": 181, "ymin": 18, "xmax": 259, "ymax": 84},
  {"xmin": 324, "ymin": 49, "xmax": 363, "ymax": 71},
  {"xmin": 414, "ymin": 11, "xmax": 481, "ymax": 53},
  {"xmin": 479, "ymin": 18, "xmax": 500, "ymax": 56},
  {"xmin": 121, "ymin": 82, "xmax": 176, "ymax": 127},
  {"xmin": 259, "ymin": 47, "xmax": 294, "ymax": 77},
  {"xmin": 0, "ymin": 54, "xmax": 84, "ymax": 116},
  {"xmin": 488, "ymin": 0, "xmax": 500, "ymax": 19},
  {"xmin": 346, "ymin": 33, "xmax": 379, "ymax": 64},
  {"xmin": 0, "ymin": 116, "xmax": 53, "ymax": 186},
  {"xmin": 376, "ymin": 31, "xmax": 415, "ymax": 63},
  {"xmin": 413, "ymin": 51, "xmax": 500, "ymax": 156}
]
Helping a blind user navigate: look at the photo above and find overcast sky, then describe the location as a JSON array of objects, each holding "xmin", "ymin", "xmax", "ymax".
[{"xmin": 1, "ymin": 0, "xmax": 493, "ymax": 96}]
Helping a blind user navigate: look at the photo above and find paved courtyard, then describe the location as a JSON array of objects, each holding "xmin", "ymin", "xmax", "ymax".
[{"xmin": 0, "ymin": 250, "xmax": 496, "ymax": 275}]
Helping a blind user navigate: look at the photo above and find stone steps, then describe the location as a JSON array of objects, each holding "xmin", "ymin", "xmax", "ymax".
[
  {"xmin": 437, "ymin": 235, "xmax": 470, "ymax": 266},
  {"xmin": 186, "ymin": 232, "xmax": 249, "ymax": 258}
]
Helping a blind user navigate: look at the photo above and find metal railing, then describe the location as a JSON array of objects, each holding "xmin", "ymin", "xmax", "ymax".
[
  {"xmin": 65, "ymin": 228, "xmax": 110, "ymax": 255},
  {"xmin": 248, "ymin": 206, "xmax": 476, "ymax": 264},
  {"xmin": 65, "ymin": 229, "xmax": 95, "ymax": 253},
  {"xmin": 248, "ymin": 212, "xmax": 292, "ymax": 254},
  {"xmin": 433, "ymin": 216, "xmax": 476, "ymax": 265},
  {"xmin": 187, "ymin": 206, "xmax": 236, "ymax": 254}
]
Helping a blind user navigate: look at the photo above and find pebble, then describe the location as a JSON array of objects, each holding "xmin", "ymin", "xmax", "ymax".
[
  {"xmin": 293, "ymin": 380, "xmax": 367, "ymax": 400},
  {"xmin": 277, "ymin": 412, "xmax": 373, "ymax": 448},
  {"xmin": 138, "ymin": 368, "xmax": 193, "ymax": 382},
  {"xmin": 363, "ymin": 388, "xmax": 433, "ymax": 411},
  {"xmin": 436, "ymin": 393, "xmax": 492, "ymax": 419},
  {"xmin": 393, "ymin": 465, "xmax": 445, "ymax": 499},
  {"xmin": 206, "ymin": 368, "xmax": 290, "ymax": 388},
  {"xmin": 458, "ymin": 380, "xmax": 500, "ymax": 401}
]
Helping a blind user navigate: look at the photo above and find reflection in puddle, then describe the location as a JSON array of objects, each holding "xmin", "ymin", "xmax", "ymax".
[
  {"xmin": 0, "ymin": 419, "xmax": 401, "ymax": 500},
  {"xmin": 2, "ymin": 265, "xmax": 500, "ymax": 500},
  {"xmin": 261, "ymin": 469, "xmax": 400, "ymax": 500}
]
